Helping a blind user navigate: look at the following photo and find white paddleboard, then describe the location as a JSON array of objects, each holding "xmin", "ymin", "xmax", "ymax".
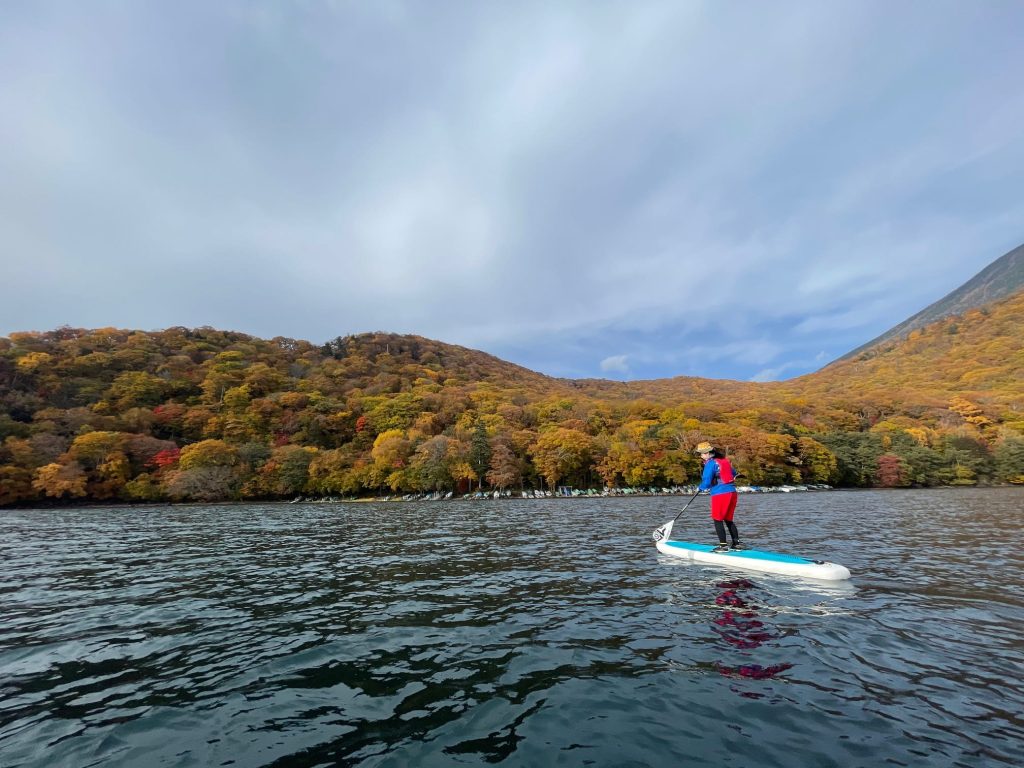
[{"xmin": 652, "ymin": 520, "xmax": 851, "ymax": 581}]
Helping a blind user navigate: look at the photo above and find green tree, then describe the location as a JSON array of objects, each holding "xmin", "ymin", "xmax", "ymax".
[
  {"xmin": 469, "ymin": 418, "xmax": 492, "ymax": 490},
  {"xmin": 817, "ymin": 432, "xmax": 884, "ymax": 487},
  {"xmin": 409, "ymin": 435, "xmax": 454, "ymax": 491},
  {"xmin": 941, "ymin": 435, "xmax": 993, "ymax": 484},
  {"xmin": 106, "ymin": 371, "xmax": 167, "ymax": 409},
  {"xmin": 255, "ymin": 445, "xmax": 315, "ymax": 496},
  {"xmin": 898, "ymin": 443, "xmax": 952, "ymax": 486},
  {"xmin": 994, "ymin": 436, "xmax": 1024, "ymax": 484},
  {"xmin": 123, "ymin": 473, "xmax": 165, "ymax": 501}
]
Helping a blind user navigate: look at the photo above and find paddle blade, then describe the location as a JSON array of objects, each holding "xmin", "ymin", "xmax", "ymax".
[{"xmin": 652, "ymin": 521, "xmax": 673, "ymax": 542}]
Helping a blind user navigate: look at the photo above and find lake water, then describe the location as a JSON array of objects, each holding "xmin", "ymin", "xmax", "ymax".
[{"xmin": 1, "ymin": 488, "xmax": 1022, "ymax": 767}]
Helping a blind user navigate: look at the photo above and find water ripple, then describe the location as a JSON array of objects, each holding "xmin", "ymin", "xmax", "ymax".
[{"xmin": 1, "ymin": 488, "xmax": 1022, "ymax": 767}]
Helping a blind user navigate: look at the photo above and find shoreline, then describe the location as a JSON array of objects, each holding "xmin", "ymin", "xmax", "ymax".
[{"xmin": 3, "ymin": 484, "xmax": 1021, "ymax": 512}]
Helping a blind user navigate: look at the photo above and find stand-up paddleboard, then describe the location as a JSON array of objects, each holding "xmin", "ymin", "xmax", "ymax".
[{"xmin": 652, "ymin": 520, "xmax": 851, "ymax": 581}]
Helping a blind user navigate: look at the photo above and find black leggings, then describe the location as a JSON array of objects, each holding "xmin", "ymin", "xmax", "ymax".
[{"xmin": 714, "ymin": 519, "xmax": 739, "ymax": 544}]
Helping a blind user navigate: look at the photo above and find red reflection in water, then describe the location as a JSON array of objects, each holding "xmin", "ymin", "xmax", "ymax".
[
  {"xmin": 714, "ymin": 610, "xmax": 764, "ymax": 630},
  {"xmin": 714, "ymin": 590, "xmax": 749, "ymax": 608},
  {"xmin": 712, "ymin": 578, "xmax": 792, "ymax": 682},
  {"xmin": 717, "ymin": 579, "xmax": 756, "ymax": 589},
  {"xmin": 718, "ymin": 662, "xmax": 794, "ymax": 680}
]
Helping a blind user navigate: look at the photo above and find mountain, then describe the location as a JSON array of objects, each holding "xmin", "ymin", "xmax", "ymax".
[
  {"xmin": 2, "ymin": 288, "xmax": 1024, "ymax": 507},
  {"xmin": 321, "ymin": 331, "xmax": 566, "ymax": 392},
  {"xmin": 780, "ymin": 288, "xmax": 1024, "ymax": 428},
  {"xmin": 837, "ymin": 242, "xmax": 1024, "ymax": 362}
]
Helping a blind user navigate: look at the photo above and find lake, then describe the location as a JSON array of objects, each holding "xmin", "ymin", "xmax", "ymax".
[{"xmin": 1, "ymin": 488, "xmax": 1022, "ymax": 767}]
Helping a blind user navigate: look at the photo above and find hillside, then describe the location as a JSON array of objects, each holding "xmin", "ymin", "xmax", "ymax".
[
  {"xmin": 838, "ymin": 241, "xmax": 1024, "ymax": 361},
  {"xmin": 779, "ymin": 287, "xmax": 1024, "ymax": 429},
  {"xmin": 2, "ymin": 294, "xmax": 1023, "ymax": 505}
]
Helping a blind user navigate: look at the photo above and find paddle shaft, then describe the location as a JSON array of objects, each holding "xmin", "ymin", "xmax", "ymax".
[{"xmin": 672, "ymin": 491, "xmax": 703, "ymax": 523}]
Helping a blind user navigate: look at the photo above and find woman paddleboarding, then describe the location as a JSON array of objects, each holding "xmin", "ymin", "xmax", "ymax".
[{"xmin": 696, "ymin": 441, "xmax": 744, "ymax": 553}]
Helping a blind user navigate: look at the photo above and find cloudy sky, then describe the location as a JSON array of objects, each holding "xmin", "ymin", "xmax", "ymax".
[{"xmin": 2, "ymin": 1, "xmax": 1022, "ymax": 382}]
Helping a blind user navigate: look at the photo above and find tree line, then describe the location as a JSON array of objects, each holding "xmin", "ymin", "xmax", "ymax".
[{"xmin": 2, "ymin": 297, "xmax": 1023, "ymax": 505}]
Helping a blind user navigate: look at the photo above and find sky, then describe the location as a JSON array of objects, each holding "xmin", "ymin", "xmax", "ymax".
[{"xmin": 2, "ymin": 1, "xmax": 1023, "ymax": 383}]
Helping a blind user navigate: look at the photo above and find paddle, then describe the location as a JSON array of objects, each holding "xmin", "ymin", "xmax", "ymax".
[
  {"xmin": 672, "ymin": 490, "xmax": 703, "ymax": 523},
  {"xmin": 652, "ymin": 490, "xmax": 703, "ymax": 543}
]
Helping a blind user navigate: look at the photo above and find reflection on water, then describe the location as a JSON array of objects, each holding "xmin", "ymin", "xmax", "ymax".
[{"xmin": 1, "ymin": 488, "xmax": 1022, "ymax": 767}]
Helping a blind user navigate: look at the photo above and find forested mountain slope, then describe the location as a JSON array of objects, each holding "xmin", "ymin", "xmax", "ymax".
[
  {"xmin": 838, "ymin": 241, "xmax": 1024, "ymax": 362},
  {"xmin": 786, "ymin": 288, "xmax": 1024, "ymax": 415},
  {"xmin": 2, "ymin": 290, "xmax": 1023, "ymax": 505}
]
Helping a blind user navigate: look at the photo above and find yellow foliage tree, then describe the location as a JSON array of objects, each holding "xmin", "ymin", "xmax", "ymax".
[
  {"xmin": 531, "ymin": 428, "xmax": 593, "ymax": 489},
  {"xmin": 179, "ymin": 439, "xmax": 238, "ymax": 470},
  {"xmin": 33, "ymin": 462, "xmax": 88, "ymax": 499}
]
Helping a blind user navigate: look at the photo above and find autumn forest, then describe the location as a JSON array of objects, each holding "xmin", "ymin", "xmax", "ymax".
[{"xmin": 2, "ymin": 288, "xmax": 1023, "ymax": 506}]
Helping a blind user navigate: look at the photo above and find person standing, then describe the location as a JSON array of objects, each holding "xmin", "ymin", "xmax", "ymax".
[{"xmin": 696, "ymin": 441, "xmax": 744, "ymax": 553}]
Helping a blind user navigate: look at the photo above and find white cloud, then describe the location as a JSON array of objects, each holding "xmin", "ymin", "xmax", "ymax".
[
  {"xmin": 600, "ymin": 355, "xmax": 630, "ymax": 374},
  {"xmin": 750, "ymin": 365, "xmax": 793, "ymax": 384},
  {"xmin": 1, "ymin": 2, "xmax": 1022, "ymax": 380}
]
